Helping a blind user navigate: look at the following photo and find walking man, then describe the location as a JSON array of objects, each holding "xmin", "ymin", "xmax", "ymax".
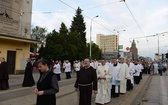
[
  {"xmin": 74, "ymin": 58, "xmax": 97, "ymax": 105},
  {"xmin": 95, "ymin": 60, "xmax": 112, "ymax": 104}
]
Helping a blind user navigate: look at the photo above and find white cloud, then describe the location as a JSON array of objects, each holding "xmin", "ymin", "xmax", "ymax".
[{"xmin": 32, "ymin": 0, "xmax": 168, "ymax": 59}]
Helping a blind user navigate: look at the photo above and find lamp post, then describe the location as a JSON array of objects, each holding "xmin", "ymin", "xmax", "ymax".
[
  {"xmin": 90, "ymin": 15, "xmax": 98, "ymax": 59},
  {"xmin": 157, "ymin": 34, "xmax": 160, "ymax": 60},
  {"xmin": 113, "ymin": 29, "xmax": 125, "ymax": 58}
]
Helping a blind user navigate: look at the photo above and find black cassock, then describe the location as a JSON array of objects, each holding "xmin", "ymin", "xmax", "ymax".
[
  {"xmin": 22, "ymin": 62, "xmax": 35, "ymax": 87},
  {"xmin": 74, "ymin": 66, "xmax": 97, "ymax": 105},
  {"xmin": 0, "ymin": 61, "xmax": 9, "ymax": 90}
]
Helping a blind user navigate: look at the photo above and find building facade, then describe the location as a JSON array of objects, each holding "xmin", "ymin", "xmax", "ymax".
[
  {"xmin": 96, "ymin": 34, "xmax": 118, "ymax": 52},
  {"xmin": 130, "ymin": 40, "xmax": 138, "ymax": 60},
  {"xmin": 0, "ymin": 0, "xmax": 36, "ymax": 74}
]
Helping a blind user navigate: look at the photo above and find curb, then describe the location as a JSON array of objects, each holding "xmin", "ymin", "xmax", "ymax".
[{"xmin": 131, "ymin": 75, "xmax": 152, "ymax": 105}]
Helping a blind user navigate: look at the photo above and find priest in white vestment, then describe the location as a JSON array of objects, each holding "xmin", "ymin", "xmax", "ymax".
[
  {"xmin": 74, "ymin": 60, "xmax": 81, "ymax": 77},
  {"xmin": 133, "ymin": 60, "xmax": 141, "ymax": 84},
  {"xmin": 119, "ymin": 58, "xmax": 130, "ymax": 94},
  {"xmin": 95, "ymin": 60, "xmax": 112, "ymax": 104},
  {"xmin": 126, "ymin": 60, "xmax": 135, "ymax": 90},
  {"xmin": 111, "ymin": 59, "xmax": 122, "ymax": 97}
]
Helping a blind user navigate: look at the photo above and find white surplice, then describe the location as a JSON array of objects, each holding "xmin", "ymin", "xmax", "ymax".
[
  {"xmin": 53, "ymin": 63, "xmax": 61, "ymax": 74},
  {"xmin": 95, "ymin": 65, "xmax": 112, "ymax": 104},
  {"xmin": 127, "ymin": 62, "xmax": 135, "ymax": 85},
  {"xmin": 119, "ymin": 63, "xmax": 130, "ymax": 93},
  {"xmin": 64, "ymin": 63, "xmax": 71, "ymax": 72},
  {"xmin": 111, "ymin": 63, "xmax": 122, "ymax": 93}
]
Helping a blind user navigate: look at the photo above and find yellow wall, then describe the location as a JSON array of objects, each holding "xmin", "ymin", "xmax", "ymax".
[{"xmin": 0, "ymin": 39, "xmax": 30, "ymax": 74}]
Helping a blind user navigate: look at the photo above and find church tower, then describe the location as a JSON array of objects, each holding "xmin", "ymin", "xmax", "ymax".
[{"xmin": 130, "ymin": 40, "xmax": 138, "ymax": 60}]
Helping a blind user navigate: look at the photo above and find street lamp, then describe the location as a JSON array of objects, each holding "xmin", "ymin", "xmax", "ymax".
[
  {"xmin": 90, "ymin": 15, "xmax": 99, "ymax": 59},
  {"xmin": 113, "ymin": 29, "xmax": 125, "ymax": 58}
]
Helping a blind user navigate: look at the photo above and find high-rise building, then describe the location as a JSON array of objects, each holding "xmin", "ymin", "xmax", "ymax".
[{"xmin": 96, "ymin": 34, "xmax": 118, "ymax": 52}]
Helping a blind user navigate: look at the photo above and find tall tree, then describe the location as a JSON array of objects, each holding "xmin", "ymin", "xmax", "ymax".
[
  {"xmin": 69, "ymin": 7, "xmax": 87, "ymax": 59},
  {"xmin": 44, "ymin": 30, "xmax": 64, "ymax": 60},
  {"xmin": 59, "ymin": 22, "xmax": 68, "ymax": 36},
  {"xmin": 70, "ymin": 7, "xmax": 86, "ymax": 43},
  {"xmin": 30, "ymin": 26, "xmax": 47, "ymax": 53}
]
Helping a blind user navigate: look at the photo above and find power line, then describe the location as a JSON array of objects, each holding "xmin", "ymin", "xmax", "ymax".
[
  {"xmin": 58, "ymin": 0, "xmax": 116, "ymax": 34},
  {"xmin": 59, "ymin": 0, "xmax": 130, "ymax": 42},
  {"xmin": 129, "ymin": 31, "xmax": 168, "ymax": 40},
  {"xmin": 84, "ymin": 1, "xmax": 119, "ymax": 10},
  {"xmin": 121, "ymin": 0, "xmax": 152, "ymax": 56}
]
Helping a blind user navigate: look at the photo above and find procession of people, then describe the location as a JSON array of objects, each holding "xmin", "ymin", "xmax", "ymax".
[
  {"xmin": 0, "ymin": 56, "xmax": 168, "ymax": 105},
  {"xmin": 74, "ymin": 58, "xmax": 167, "ymax": 105}
]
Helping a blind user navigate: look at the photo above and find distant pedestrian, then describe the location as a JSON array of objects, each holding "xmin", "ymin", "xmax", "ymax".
[
  {"xmin": 0, "ymin": 57, "xmax": 9, "ymax": 90},
  {"xmin": 22, "ymin": 58, "xmax": 35, "ymax": 87},
  {"xmin": 73, "ymin": 60, "xmax": 80, "ymax": 77},
  {"xmin": 53, "ymin": 60, "xmax": 61, "ymax": 81},
  {"xmin": 34, "ymin": 59, "xmax": 59, "ymax": 105},
  {"xmin": 74, "ymin": 58, "xmax": 97, "ymax": 105},
  {"xmin": 65, "ymin": 60, "xmax": 71, "ymax": 79},
  {"xmin": 133, "ymin": 60, "xmax": 141, "ymax": 84},
  {"xmin": 158, "ymin": 61, "xmax": 163, "ymax": 76},
  {"xmin": 153, "ymin": 61, "xmax": 158, "ymax": 75}
]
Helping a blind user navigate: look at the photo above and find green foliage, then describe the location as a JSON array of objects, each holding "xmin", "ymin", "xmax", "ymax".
[
  {"xmin": 36, "ymin": 7, "xmax": 101, "ymax": 61},
  {"xmin": 30, "ymin": 26, "xmax": 47, "ymax": 53},
  {"xmin": 31, "ymin": 26, "xmax": 47, "ymax": 43},
  {"xmin": 86, "ymin": 43, "xmax": 101, "ymax": 59}
]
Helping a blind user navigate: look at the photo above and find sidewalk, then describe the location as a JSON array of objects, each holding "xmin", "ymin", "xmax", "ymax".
[
  {"xmin": 0, "ymin": 74, "xmax": 151, "ymax": 105},
  {"xmin": 142, "ymin": 74, "xmax": 168, "ymax": 105},
  {"xmin": 7, "ymin": 71, "xmax": 76, "ymax": 88},
  {"xmin": 0, "ymin": 72, "xmax": 77, "ymax": 105}
]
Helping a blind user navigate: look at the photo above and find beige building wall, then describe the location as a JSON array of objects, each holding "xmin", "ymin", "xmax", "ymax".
[
  {"xmin": 0, "ymin": 0, "xmax": 35, "ymax": 74},
  {"xmin": 20, "ymin": 0, "xmax": 33, "ymax": 38},
  {"xmin": 0, "ymin": 0, "xmax": 32, "ymax": 38},
  {"xmin": 96, "ymin": 34, "xmax": 118, "ymax": 52},
  {"xmin": 0, "ymin": 38, "xmax": 30, "ymax": 74}
]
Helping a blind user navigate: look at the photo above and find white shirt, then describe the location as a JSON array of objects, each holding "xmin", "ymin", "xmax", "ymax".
[
  {"xmin": 53, "ymin": 63, "xmax": 61, "ymax": 74},
  {"xmin": 90, "ymin": 62, "xmax": 95, "ymax": 68},
  {"xmin": 139, "ymin": 64, "xmax": 144, "ymax": 72},
  {"xmin": 74, "ymin": 62, "xmax": 80, "ymax": 71},
  {"xmin": 133, "ymin": 64, "xmax": 141, "ymax": 76},
  {"xmin": 65, "ymin": 62, "xmax": 71, "ymax": 72},
  {"xmin": 111, "ymin": 63, "xmax": 122, "ymax": 85},
  {"xmin": 106, "ymin": 62, "xmax": 112, "ymax": 68}
]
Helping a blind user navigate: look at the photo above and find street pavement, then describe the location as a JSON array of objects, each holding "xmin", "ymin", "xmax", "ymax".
[
  {"xmin": 1, "ymin": 71, "xmax": 168, "ymax": 105},
  {"xmin": 141, "ymin": 73, "xmax": 168, "ymax": 105}
]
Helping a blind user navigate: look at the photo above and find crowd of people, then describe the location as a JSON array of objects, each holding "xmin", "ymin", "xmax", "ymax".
[
  {"xmin": 74, "ymin": 58, "xmax": 168, "ymax": 105},
  {"xmin": 0, "ymin": 56, "xmax": 167, "ymax": 105}
]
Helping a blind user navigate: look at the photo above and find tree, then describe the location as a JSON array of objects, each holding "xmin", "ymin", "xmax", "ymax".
[
  {"xmin": 59, "ymin": 22, "xmax": 68, "ymax": 36},
  {"xmin": 30, "ymin": 26, "xmax": 47, "ymax": 53},
  {"xmin": 43, "ymin": 30, "xmax": 64, "ymax": 60},
  {"xmin": 86, "ymin": 43, "xmax": 101, "ymax": 59},
  {"xmin": 69, "ymin": 7, "xmax": 87, "ymax": 59}
]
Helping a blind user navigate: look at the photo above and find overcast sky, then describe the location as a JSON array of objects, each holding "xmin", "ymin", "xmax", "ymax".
[{"xmin": 32, "ymin": 0, "xmax": 168, "ymax": 59}]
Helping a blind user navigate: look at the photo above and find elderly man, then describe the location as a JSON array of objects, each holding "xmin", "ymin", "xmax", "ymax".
[
  {"xmin": 95, "ymin": 60, "xmax": 112, "ymax": 104},
  {"xmin": 74, "ymin": 58, "xmax": 97, "ymax": 105}
]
